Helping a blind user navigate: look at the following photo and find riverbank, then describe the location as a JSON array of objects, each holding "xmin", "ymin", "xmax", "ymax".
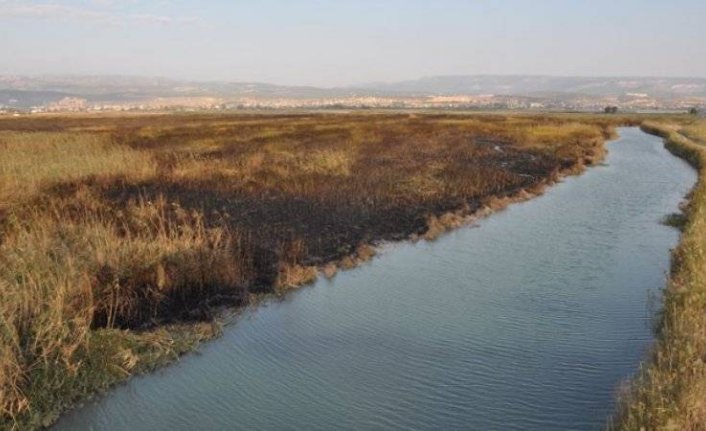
[
  {"xmin": 51, "ymin": 126, "xmax": 696, "ymax": 430},
  {"xmin": 612, "ymin": 119, "xmax": 706, "ymax": 430},
  {"xmin": 0, "ymin": 113, "xmax": 643, "ymax": 429}
]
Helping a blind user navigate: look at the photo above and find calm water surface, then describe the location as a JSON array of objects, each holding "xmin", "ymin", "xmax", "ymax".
[{"xmin": 54, "ymin": 128, "xmax": 697, "ymax": 430}]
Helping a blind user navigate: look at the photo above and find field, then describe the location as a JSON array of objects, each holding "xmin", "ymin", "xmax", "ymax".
[
  {"xmin": 0, "ymin": 112, "xmax": 641, "ymax": 429},
  {"xmin": 612, "ymin": 117, "xmax": 706, "ymax": 430}
]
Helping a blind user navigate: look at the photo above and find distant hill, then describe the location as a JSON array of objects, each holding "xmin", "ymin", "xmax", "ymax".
[
  {"xmin": 0, "ymin": 75, "xmax": 352, "ymax": 101},
  {"xmin": 0, "ymin": 89, "xmax": 74, "ymax": 109},
  {"xmin": 1, "ymin": 74, "xmax": 705, "ymax": 111},
  {"xmin": 355, "ymin": 75, "xmax": 706, "ymax": 97}
]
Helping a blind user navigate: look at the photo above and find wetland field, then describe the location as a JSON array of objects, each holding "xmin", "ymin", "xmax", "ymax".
[{"xmin": 1, "ymin": 112, "xmax": 704, "ymax": 429}]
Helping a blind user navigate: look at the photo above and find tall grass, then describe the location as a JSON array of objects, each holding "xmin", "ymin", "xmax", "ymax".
[
  {"xmin": 612, "ymin": 119, "xmax": 706, "ymax": 430},
  {"xmin": 0, "ymin": 133, "xmax": 247, "ymax": 428},
  {"xmin": 0, "ymin": 132, "xmax": 154, "ymax": 206},
  {"xmin": 0, "ymin": 193, "xmax": 249, "ymax": 428}
]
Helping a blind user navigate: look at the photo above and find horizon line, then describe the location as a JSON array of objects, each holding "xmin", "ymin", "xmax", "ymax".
[{"xmin": 2, "ymin": 72, "xmax": 706, "ymax": 90}]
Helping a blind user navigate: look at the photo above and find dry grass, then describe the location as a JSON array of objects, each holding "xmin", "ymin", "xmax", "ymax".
[
  {"xmin": 612, "ymin": 118, "xmax": 706, "ymax": 430},
  {"xmin": 0, "ymin": 132, "xmax": 154, "ymax": 206},
  {"xmin": 0, "ymin": 112, "xmax": 638, "ymax": 429},
  {"xmin": 0, "ymin": 193, "xmax": 248, "ymax": 428}
]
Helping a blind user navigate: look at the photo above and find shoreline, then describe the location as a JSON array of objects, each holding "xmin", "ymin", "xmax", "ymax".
[{"xmin": 611, "ymin": 122, "xmax": 706, "ymax": 429}]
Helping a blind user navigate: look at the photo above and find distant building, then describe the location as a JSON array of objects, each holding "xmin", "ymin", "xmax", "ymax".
[{"xmin": 47, "ymin": 97, "xmax": 88, "ymax": 112}]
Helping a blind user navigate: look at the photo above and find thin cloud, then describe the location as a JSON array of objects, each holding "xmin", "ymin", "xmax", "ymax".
[{"xmin": 0, "ymin": 2, "xmax": 199, "ymax": 26}]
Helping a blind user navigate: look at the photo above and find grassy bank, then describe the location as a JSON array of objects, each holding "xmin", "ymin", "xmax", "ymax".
[
  {"xmin": 0, "ymin": 112, "xmax": 637, "ymax": 429},
  {"xmin": 612, "ymin": 118, "xmax": 706, "ymax": 430}
]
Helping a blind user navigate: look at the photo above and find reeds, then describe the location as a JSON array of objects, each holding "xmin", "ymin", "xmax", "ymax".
[
  {"xmin": 0, "ymin": 131, "xmax": 154, "ymax": 206},
  {"xmin": 612, "ymin": 119, "xmax": 706, "ymax": 430},
  {"xmin": 0, "ymin": 192, "xmax": 249, "ymax": 427}
]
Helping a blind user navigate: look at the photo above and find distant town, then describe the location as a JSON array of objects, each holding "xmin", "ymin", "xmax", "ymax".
[{"xmin": 1, "ymin": 74, "xmax": 705, "ymax": 114}]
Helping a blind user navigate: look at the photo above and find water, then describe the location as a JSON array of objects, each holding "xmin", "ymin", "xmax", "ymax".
[{"xmin": 54, "ymin": 128, "xmax": 697, "ymax": 431}]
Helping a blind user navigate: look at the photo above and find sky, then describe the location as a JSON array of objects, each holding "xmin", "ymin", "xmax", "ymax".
[{"xmin": 1, "ymin": 0, "xmax": 706, "ymax": 87}]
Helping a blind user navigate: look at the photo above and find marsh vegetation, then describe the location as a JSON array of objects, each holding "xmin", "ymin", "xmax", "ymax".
[
  {"xmin": 613, "ymin": 118, "xmax": 706, "ymax": 430},
  {"xmin": 0, "ymin": 112, "xmax": 638, "ymax": 429}
]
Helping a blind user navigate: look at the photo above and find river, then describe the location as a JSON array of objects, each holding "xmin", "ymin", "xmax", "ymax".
[{"xmin": 53, "ymin": 128, "xmax": 697, "ymax": 430}]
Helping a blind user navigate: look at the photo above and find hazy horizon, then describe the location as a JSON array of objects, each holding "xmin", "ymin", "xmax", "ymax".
[
  {"xmin": 2, "ymin": 0, "xmax": 706, "ymax": 87},
  {"xmin": 4, "ymin": 72, "xmax": 706, "ymax": 89}
]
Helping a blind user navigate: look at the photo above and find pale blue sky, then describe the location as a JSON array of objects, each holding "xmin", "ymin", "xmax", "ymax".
[{"xmin": 1, "ymin": 0, "xmax": 705, "ymax": 86}]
